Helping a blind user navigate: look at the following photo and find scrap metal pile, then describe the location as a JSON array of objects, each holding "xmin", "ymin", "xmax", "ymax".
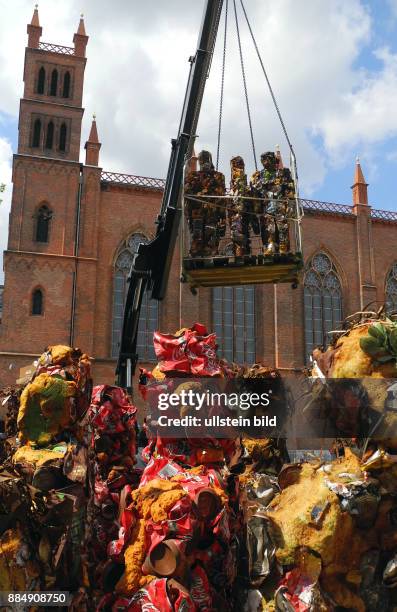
[
  {"xmin": 0, "ymin": 346, "xmax": 92, "ymax": 607},
  {"xmin": 0, "ymin": 318, "xmax": 397, "ymax": 610}
]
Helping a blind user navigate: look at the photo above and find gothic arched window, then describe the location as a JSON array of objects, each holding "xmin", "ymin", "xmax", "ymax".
[
  {"xmin": 304, "ymin": 252, "xmax": 342, "ymax": 362},
  {"xmin": 59, "ymin": 123, "xmax": 67, "ymax": 152},
  {"xmin": 63, "ymin": 72, "xmax": 71, "ymax": 98},
  {"xmin": 45, "ymin": 121, "xmax": 54, "ymax": 150},
  {"xmin": 50, "ymin": 69, "xmax": 58, "ymax": 96},
  {"xmin": 35, "ymin": 205, "xmax": 52, "ymax": 243},
  {"xmin": 32, "ymin": 289, "xmax": 43, "ymax": 315},
  {"xmin": 385, "ymin": 263, "xmax": 397, "ymax": 313},
  {"xmin": 212, "ymin": 285, "xmax": 255, "ymax": 363},
  {"xmin": 112, "ymin": 234, "xmax": 159, "ymax": 360},
  {"xmin": 37, "ymin": 67, "xmax": 45, "ymax": 94},
  {"xmin": 32, "ymin": 118, "xmax": 41, "ymax": 148}
]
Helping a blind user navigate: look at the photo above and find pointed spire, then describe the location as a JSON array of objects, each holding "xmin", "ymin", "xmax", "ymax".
[
  {"xmin": 27, "ymin": 4, "xmax": 42, "ymax": 48},
  {"xmin": 77, "ymin": 13, "xmax": 86, "ymax": 36},
  {"xmin": 85, "ymin": 114, "xmax": 101, "ymax": 166},
  {"xmin": 351, "ymin": 157, "xmax": 369, "ymax": 207},
  {"xmin": 88, "ymin": 115, "xmax": 99, "ymax": 143},
  {"xmin": 31, "ymin": 4, "xmax": 40, "ymax": 26},
  {"xmin": 74, "ymin": 13, "xmax": 88, "ymax": 57},
  {"xmin": 354, "ymin": 156, "xmax": 367, "ymax": 186},
  {"xmin": 275, "ymin": 144, "xmax": 284, "ymax": 170}
]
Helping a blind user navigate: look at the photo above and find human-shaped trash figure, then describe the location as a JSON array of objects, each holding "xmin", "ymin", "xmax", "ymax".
[
  {"xmin": 251, "ymin": 151, "xmax": 295, "ymax": 255},
  {"xmin": 250, "ymin": 151, "xmax": 278, "ymax": 255},
  {"xmin": 275, "ymin": 166, "xmax": 295, "ymax": 254},
  {"xmin": 184, "ymin": 150, "xmax": 226, "ymax": 257},
  {"xmin": 229, "ymin": 156, "xmax": 260, "ymax": 256}
]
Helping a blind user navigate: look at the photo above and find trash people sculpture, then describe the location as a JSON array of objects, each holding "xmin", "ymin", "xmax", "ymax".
[
  {"xmin": 275, "ymin": 166, "xmax": 295, "ymax": 254},
  {"xmin": 250, "ymin": 151, "xmax": 278, "ymax": 255},
  {"xmin": 228, "ymin": 156, "xmax": 260, "ymax": 256},
  {"xmin": 251, "ymin": 151, "xmax": 294, "ymax": 255},
  {"xmin": 184, "ymin": 150, "xmax": 226, "ymax": 257}
]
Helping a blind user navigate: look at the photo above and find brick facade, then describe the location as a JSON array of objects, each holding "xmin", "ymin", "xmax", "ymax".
[{"xmin": 1, "ymin": 9, "xmax": 397, "ymax": 388}]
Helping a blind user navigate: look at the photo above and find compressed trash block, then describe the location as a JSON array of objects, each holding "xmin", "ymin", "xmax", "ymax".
[
  {"xmin": 35, "ymin": 345, "xmax": 92, "ymax": 418},
  {"xmin": 0, "ymin": 526, "xmax": 40, "ymax": 592},
  {"xmin": 265, "ymin": 449, "xmax": 392, "ymax": 611},
  {"xmin": 313, "ymin": 323, "xmax": 397, "ymax": 379},
  {"xmin": 311, "ymin": 319, "xmax": 397, "ymax": 440},
  {"xmin": 153, "ymin": 323, "xmax": 223, "ymax": 377},
  {"xmin": 18, "ymin": 373, "xmax": 77, "ymax": 446},
  {"xmin": 266, "ymin": 450, "xmax": 370, "ymax": 569},
  {"xmin": 115, "ymin": 479, "xmax": 187, "ymax": 595}
]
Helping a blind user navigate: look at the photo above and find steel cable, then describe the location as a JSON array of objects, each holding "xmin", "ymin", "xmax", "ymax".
[
  {"xmin": 233, "ymin": 0, "xmax": 258, "ymax": 170},
  {"xmin": 216, "ymin": 0, "xmax": 229, "ymax": 170},
  {"xmin": 239, "ymin": 0, "xmax": 296, "ymax": 164}
]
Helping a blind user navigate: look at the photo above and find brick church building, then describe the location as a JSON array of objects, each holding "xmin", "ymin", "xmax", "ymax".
[{"xmin": 1, "ymin": 7, "xmax": 397, "ymax": 387}]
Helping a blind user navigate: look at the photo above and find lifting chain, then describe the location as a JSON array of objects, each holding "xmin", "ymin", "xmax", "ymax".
[
  {"xmin": 216, "ymin": 0, "xmax": 228, "ymax": 171},
  {"xmin": 233, "ymin": 0, "xmax": 258, "ymax": 170}
]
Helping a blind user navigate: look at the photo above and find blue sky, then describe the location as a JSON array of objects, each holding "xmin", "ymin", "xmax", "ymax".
[
  {"xmin": 0, "ymin": 0, "xmax": 397, "ymax": 239},
  {"xmin": 312, "ymin": 0, "xmax": 397, "ymax": 208}
]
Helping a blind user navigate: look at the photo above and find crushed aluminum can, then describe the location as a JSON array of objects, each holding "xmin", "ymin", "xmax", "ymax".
[
  {"xmin": 278, "ymin": 464, "xmax": 302, "ymax": 490},
  {"xmin": 276, "ymin": 569, "xmax": 329, "ymax": 612},
  {"xmin": 309, "ymin": 501, "xmax": 330, "ymax": 528},
  {"xmin": 246, "ymin": 516, "xmax": 275, "ymax": 586},
  {"xmin": 126, "ymin": 577, "xmax": 197, "ymax": 612},
  {"xmin": 247, "ymin": 473, "xmax": 278, "ymax": 507},
  {"xmin": 383, "ymin": 554, "xmax": 397, "ymax": 588}
]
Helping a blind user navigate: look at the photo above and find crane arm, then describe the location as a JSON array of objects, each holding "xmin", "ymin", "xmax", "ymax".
[{"xmin": 116, "ymin": 0, "xmax": 224, "ymax": 389}]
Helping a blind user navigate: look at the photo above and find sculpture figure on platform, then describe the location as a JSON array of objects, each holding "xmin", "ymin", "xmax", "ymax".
[
  {"xmin": 251, "ymin": 151, "xmax": 295, "ymax": 255},
  {"xmin": 228, "ymin": 156, "xmax": 260, "ymax": 256},
  {"xmin": 250, "ymin": 151, "xmax": 278, "ymax": 255},
  {"xmin": 275, "ymin": 167, "xmax": 295, "ymax": 254},
  {"xmin": 184, "ymin": 150, "xmax": 226, "ymax": 257}
]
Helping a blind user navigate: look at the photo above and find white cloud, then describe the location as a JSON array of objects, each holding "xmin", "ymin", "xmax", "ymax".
[
  {"xmin": 0, "ymin": 138, "xmax": 13, "ymax": 282},
  {"xmin": 0, "ymin": 0, "xmax": 396, "ymax": 206},
  {"xmin": 316, "ymin": 47, "xmax": 397, "ymax": 166}
]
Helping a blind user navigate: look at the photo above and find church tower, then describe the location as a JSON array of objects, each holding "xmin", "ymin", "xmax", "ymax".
[{"xmin": 0, "ymin": 7, "xmax": 100, "ymax": 368}]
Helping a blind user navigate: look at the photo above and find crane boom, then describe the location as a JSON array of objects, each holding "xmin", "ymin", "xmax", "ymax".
[{"xmin": 116, "ymin": 0, "xmax": 224, "ymax": 389}]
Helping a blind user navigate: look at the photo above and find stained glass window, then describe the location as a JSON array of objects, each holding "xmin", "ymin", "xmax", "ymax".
[
  {"xmin": 304, "ymin": 252, "xmax": 342, "ymax": 362},
  {"xmin": 213, "ymin": 286, "xmax": 255, "ymax": 363},
  {"xmin": 111, "ymin": 234, "xmax": 158, "ymax": 360},
  {"xmin": 385, "ymin": 264, "xmax": 397, "ymax": 313}
]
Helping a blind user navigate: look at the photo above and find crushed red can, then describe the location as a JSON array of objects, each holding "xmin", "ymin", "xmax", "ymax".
[
  {"xmin": 153, "ymin": 324, "xmax": 223, "ymax": 377},
  {"xmin": 125, "ymin": 578, "xmax": 197, "ymax": 612}
]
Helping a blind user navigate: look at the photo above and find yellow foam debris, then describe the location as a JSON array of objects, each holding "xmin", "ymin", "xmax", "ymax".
[
  {"xmin": 13, "ymin": 445, "xmax": 66, "ymax": 468},
  {"xmin": 267, "ymin": 450, "xmax": 369, "ymax": 569},
  {"xmin": 17, "ymin": 373, "xmax": 77, "ymax": 446},
  {"xmin": 38, "ymin": 345, "xmax": 74, "ymax": 366},
  {"xmin": 116, "ymin": 479, "xmax": 187, "ymax": 596},
  {"xmin": 115, "ymin": 519, "xmax": 154, "ymax": 594}
]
